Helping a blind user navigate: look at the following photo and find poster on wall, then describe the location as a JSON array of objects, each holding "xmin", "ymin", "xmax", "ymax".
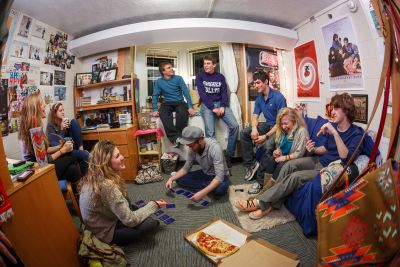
[
  {"xmin": 40, "ymin": 71, "xmax": 53, "ymax": 86},
  {"xmin": 294, "ymin": 41, "xmax": 320, "ymax": 98},
  {"xmin": 17, "ymin": 15, "xmax": 32, "ymax": 38},
  {"xmin": 54, "ymin": 70, "xmax": 66, "ymax": 85},
  {"xmin": 245, "ymin": 47, "xmax": 279, "ymax": 100},
  {"xmin": 54, "ymin": 86, "xmax": 66, "ymax": 101},
  {"xmin": 29, "ymin": 45, "xmax": 44, "ymax": 61},
  {"xmin": 31, "ymin": 21, "xmax": 47, "ymax": 39},
  {"xmin": 321, "ymin": 16, "xmax": 363, "ymax": 90},
  {"xmin": 0, "ymin": 79, "xmax": 9, "ymax": 136},
  {"xmin": 2, "ymin": 10, "xmax": 20, "ymax": 68},
  {"xmin": 10, "ymin": 40, "xmax": 29, "ymax": 59}
]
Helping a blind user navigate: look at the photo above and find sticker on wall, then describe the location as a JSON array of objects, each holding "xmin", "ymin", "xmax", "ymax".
[
  {"xmin": 44, "ymin": 32, "xmax": 75, "ymax": 70},
  {"xmin": 2, "ymin": 10, "xmax": 20, "ymax": 67},
  {"xmin": 294, "ymin": 40, "xmax": 320, "ymax": 98},
  {"xmin": 17, "ymin": 15, "xmax": 32, "ymax": 38},
  {"xmin": 321, "ymin": 16, "xmax": 363, "ymax": 90},
  {"xmin": 0, "ymin": 79, "xmax": 9, "ymax": 136}
]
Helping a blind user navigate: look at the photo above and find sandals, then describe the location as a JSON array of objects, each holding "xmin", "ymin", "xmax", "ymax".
[
  {"xmin": 235, "ymin": 198, "xmax": 259, "ymax": 212},
  {"xmin": 249, "ymin": 207, "xmax": 272, "ymax": 220}
]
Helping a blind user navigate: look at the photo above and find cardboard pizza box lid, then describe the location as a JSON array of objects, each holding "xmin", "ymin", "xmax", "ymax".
[{"xmin": 220, "ymin": 239, "xmax": 299, "ymax": 267}]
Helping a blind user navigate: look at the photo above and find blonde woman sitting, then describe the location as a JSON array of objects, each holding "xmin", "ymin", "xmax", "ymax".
[
  {"xmin": 79, "ymin": 140, "xmax": 167, "ymax": 245},
  {"xmin": 248, "ymin": 107, "xmax": 308, "ymax": 195}
]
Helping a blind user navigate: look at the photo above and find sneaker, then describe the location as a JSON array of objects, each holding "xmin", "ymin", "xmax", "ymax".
[
  {"xmin": 248, "ymin": 182, "xmax": 262, "ymax": 194},
  {"xmin": 244, "ymin": 162, "xmax": 259, "ymax": 181}
]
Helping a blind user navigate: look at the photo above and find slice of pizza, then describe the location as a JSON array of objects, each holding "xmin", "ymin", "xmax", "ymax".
[{"xmin": 196, "ymin": 231, "xmax": 239, "ymax": 257}]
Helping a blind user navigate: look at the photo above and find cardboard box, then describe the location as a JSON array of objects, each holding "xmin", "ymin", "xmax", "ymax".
[{"xmin": 184, "ymin": 218, "xmax": 299, "ymax": 267}]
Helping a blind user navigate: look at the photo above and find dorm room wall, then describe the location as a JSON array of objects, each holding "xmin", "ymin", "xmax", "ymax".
[
  {"xmin": 282, "ymin": 0, "xmax": 389, "ymax": 158},
  {"xmin": 1, "ymin": 9, "xmax": 81, "ymax": 159}
]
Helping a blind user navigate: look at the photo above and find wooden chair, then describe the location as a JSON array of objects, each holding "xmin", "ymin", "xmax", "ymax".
[{"xmin": 58, "ymin": 179, "xmax": 82, "ymax": 222}]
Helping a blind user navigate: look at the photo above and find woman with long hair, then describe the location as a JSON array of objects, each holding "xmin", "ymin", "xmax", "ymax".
[
  {"xmin": 46, "ymin": 102, "xmax": 89, "ymax": 174},
  {"xmin": 247, "ymin": 107, "xmax": 309, "ymax": 194},
  {"xmin": 79, "ymin": 140, "xmax": 167, "ymax": 245},
  {"xmin": 18, "ymin": 92, "xmax": 82, "ymax": 183}
]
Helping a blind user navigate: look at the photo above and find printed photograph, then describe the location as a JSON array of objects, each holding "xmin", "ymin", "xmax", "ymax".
[
  {"xmin": 54, "ymin": 86, "xmax": 66, "ymax": 101},
  {"xmin": 351, "ymin": 94, "xmax": 368, "ymax": 124},
  {"xmin": 54, "ymin": 70, "xmax": 66, "ymax": 85},
  {"xmin": 40, "ymin": 71, "xmax": 53, "ymax": 86}
]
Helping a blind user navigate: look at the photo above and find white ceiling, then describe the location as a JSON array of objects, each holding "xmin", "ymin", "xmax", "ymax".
[{"xmin": 12, "ymin": 0, "xmax": 338, "ymax": 38}]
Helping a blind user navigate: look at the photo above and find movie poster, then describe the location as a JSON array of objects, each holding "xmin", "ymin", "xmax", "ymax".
[
  {"xmin": 321, "ymin": 16, "xmax": 363, "ymax": 90},
  {"xmin": 245, "ymin": 47, "xmax": 279, "ymax": 101},
  {"xmin": 294, "ymin": 41, "xmax": 320, "ymax": 98}
]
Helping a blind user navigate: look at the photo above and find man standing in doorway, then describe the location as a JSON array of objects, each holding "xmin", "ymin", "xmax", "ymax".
[
  {"xmin": 196, "ymin": 54, "xmax": 239, "ymax": 167},
  {"xmin": 240, "ymin": 71, "xmax": 286, "ymax": 181},
  {"xmin": 152, "ymin": 62, "xmax": 195, "ymax": 147}
]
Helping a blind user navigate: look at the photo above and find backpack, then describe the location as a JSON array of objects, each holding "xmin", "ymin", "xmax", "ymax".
[
  {"xmin": 78, "ymin": 228, "xmax": 128, "ymax": 267},
  {"xmin": 134, "ymin": 163, "xmax": 163, "ymax": 184}
]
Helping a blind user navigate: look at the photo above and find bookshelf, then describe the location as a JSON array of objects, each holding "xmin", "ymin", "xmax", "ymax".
[{"xmin": 73, "ymin": 75, "xmax": 140, "ymax": 181}]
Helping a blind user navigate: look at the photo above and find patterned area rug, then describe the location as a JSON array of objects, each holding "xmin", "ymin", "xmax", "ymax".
[{"xmin": 229, "ymin": 184, "xmax": 295, "ymax": 233}]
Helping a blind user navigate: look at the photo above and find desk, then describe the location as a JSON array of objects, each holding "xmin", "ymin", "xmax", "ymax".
[
  {"xmin": 82, "ymin": 124, "xmax": 138, "ymax": 181},
  {"xmin": 2, "ymin": 164, "xmax": 81, "ymax": 267}
]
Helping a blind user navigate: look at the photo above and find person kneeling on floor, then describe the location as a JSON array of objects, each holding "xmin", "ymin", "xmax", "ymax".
[{"xmin": 165, "ymin": 126, "xmax": 230, "ymax": 202}]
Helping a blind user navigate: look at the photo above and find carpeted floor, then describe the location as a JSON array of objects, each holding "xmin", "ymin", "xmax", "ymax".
[{"xmin": 71, "ymin": 162, "xmax": 317, "ymax": 266}]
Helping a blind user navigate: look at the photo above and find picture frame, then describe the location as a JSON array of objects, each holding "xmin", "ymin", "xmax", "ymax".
[
  {"xmin": 351, "ymin": 94, "xmax": 368, "ymax": 124},
  {"xmin": 99, "ymin": 68, "xmax": 117, "ymax": 82},
  {"xmin": 76, "ymin": 72, "xmax": 92, "ymax": 87}
]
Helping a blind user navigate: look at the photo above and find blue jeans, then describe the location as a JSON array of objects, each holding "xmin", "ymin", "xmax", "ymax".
[
  {"xmin": 176, "ymin": 169, "xmax": 230, "ymax": 195},
  {"xmin": 71, "ymin": 149, "xmax": 89, "ymax": 175},
  {"xmin": 200, "ymin": 103, "xmax": 239, "ymax": 158}
]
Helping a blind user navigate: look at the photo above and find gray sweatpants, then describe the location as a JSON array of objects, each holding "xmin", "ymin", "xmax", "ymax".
[{"xmin": 256, "ymin": 157, "xmax": 323, "ymax": 210}]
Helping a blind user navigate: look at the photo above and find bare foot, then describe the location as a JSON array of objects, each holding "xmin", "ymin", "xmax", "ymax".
[{"xmin": 249, "ymin": 207, "xmax": 272, "ymax": 220}]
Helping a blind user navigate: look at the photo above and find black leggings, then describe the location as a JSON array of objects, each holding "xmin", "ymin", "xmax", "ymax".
[
  {"xmin": 111, "ymin": 218, "xmax": 159, "ymax": 246},
  {"xmin": 52, "ymin": 154, "xmax": 82, "ymax": 183}
]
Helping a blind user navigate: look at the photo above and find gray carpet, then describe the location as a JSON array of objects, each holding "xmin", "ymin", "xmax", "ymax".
[{"xmin": 119, "ymin": 163, "xmax": 317, "ymax": 267}]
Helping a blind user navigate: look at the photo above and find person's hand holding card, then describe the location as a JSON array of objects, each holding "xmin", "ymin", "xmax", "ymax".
[
  {"xmin": 155, "ymin": 199, "xmax": 168, "ymax": 208},
  {"xmin": 190, "ymin": 191, "xmax": 205, "ymax": 202}
]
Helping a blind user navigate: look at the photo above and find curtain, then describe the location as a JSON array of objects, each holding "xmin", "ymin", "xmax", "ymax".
[{"xmin": 219, "ymin": 43, "xmax": 243, "ymax": 131}]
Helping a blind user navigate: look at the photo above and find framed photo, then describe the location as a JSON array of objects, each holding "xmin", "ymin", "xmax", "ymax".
[
  {"xmin": 76, "ymin": 72, "xmax": 92, "ymax": 86},
  {"xmin": 99, "ymin": 68, "xmax": 117, "ymax": 82},
  {"xmin": 351, "ymin": 94, "xmax": 368, "ymax": 124}
]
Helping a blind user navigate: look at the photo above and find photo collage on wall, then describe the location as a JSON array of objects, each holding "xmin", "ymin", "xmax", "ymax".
[
  {"xmin": 245, "ymin": 47, "xmax": 280, "ymax": 101},
  {"xmin": 0, "ymin": 10, "xmax": 76, "ymax": 135}
]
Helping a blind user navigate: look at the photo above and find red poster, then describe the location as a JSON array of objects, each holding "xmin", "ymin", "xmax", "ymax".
[{"xmin": 295, "ymin": 41, "xmax": 320, "ymax": 98}]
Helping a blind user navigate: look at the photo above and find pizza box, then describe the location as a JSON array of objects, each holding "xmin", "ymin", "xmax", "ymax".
[{"xmin": 184, "ymin": 218, "xmax": 299, "ymax": 266}]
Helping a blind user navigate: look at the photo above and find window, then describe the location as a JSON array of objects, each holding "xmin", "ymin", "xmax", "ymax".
[
  {"xmin": 189, "ymin": 47, "xmax": 219, "ymax": 89},
  {"xmin": 146, "ymin": 48, "xmax": 178, "ymax": 96}
]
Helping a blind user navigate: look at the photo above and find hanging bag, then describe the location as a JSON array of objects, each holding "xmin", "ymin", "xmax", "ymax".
[{"xmin": 317, "ymin": 1, "xmax": 400, "ymax": 265}]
